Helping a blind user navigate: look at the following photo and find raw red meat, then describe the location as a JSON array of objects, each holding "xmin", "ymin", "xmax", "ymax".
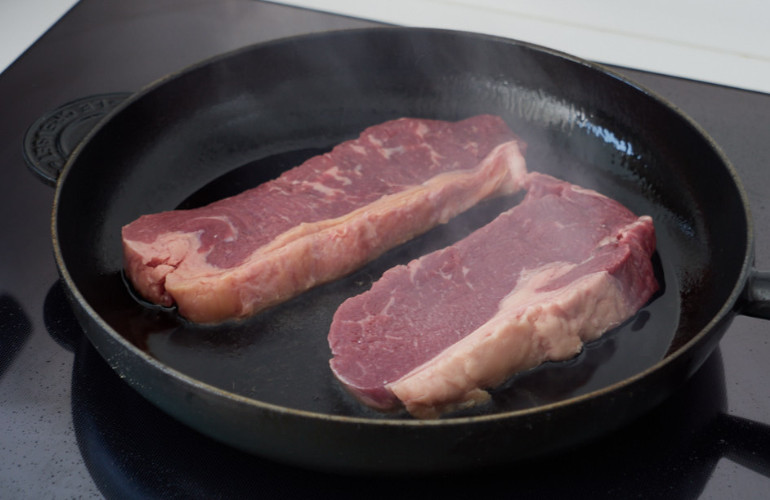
[
  {"xmin": 328, "ymin": 173, "xmax": 658, "ymax": 418},
  {"xmin": 122, "ymin": 115, "xmax": 527, "ymax": 323}
]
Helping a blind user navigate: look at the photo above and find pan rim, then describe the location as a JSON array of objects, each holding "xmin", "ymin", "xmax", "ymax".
[{"xmin": 51, "ymin": 26, "xmax": 755, "ymax": 429}]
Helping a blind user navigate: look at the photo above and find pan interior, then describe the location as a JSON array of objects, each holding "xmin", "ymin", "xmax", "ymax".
[{"xmin": 55, "ymin": 29, "xmax": 747, "ymax": 419}]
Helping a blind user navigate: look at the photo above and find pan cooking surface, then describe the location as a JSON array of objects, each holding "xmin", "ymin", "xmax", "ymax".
[
  {"xmin": 55, "ymin": 27, "xmax": 739, "ymax": 424},
  {"xmin": 51, "ymin": 29, "xmax": 748, "ymax": 472},
  {"xmin": 107, "ymin": 130, "xmax": 680, "ymax": 419}
]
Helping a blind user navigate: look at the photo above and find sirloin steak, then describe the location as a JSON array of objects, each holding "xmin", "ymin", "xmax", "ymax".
[
  {"xmin": 328, "ymin": 173, "xmax": 658, "ymax": 418},
  {"xmin": 122, "ymin": 115, "xmax": 527, "ymax": 323}
]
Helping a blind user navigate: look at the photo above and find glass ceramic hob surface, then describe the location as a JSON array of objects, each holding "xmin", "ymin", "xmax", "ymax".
[{"xmin": 1, "ymin": 1, "xmax": 769, "ymax": 497}]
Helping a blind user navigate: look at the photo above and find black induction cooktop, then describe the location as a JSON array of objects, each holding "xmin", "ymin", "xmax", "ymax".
[{"xmin": 1, "ymin": 1, "xmax": 770, "ymax": 498}]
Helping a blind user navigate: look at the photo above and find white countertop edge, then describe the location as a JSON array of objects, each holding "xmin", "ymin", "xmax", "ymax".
[{"xmin": 0, "ymin": 0, "xmax": 79, "ymax": 76}]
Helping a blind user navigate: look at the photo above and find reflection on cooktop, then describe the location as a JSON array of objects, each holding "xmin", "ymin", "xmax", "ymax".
[{"xmin": 0, "ymin": 294, "xmax": 32, "ymax": 378}]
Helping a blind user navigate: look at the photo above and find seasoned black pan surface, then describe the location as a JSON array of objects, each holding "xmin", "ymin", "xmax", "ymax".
[{"xmin": 50, "ymin": 27, "xmax": 760, "ymax": 472}]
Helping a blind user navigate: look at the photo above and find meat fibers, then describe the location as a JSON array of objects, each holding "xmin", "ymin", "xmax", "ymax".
[
  {"xmin": 328, "ymin": 173, "xmax": 658, "ymax": 418},
  {"xmin": 122, "ymin": 115, "xmax": 527, "ymax": 323}
]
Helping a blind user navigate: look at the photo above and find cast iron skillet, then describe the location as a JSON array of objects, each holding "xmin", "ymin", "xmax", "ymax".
[{"xmin": 30, "ymin": 27, "xmax": 770, "ymax": 473}]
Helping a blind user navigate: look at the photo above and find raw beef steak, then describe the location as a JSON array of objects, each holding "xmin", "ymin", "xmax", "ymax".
[
  {"xmin": 122, "ymin": 115, "xmax": 527, "ymax": 323},
  {"xmin": 328, "ymin": 173, "xmax": 658, "ymax": 418}
]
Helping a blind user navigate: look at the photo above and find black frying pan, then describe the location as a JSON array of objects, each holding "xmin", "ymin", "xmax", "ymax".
[{"xmin": 36, "ymin": 27, "xmax": 770, "ymax": 473}]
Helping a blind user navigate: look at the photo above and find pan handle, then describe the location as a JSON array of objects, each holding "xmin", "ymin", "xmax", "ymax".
[
  {"xmin": 739, "ymin": 270, "xmax": 770, "ymax": 319},
  {"xmin": 22, "ymin": 92, "xmax": 132, "ymax": 186}
]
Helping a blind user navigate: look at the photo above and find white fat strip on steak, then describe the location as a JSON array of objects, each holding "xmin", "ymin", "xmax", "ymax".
[{"xmin": 389, "ymin": 230, "xmax": 648, "ymax": 418}]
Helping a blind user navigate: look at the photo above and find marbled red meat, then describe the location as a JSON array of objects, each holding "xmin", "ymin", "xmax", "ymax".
[
  {"xmin": 122, "ymin": 115, "xmax": 527, "ymax": 323},
  {"xmin": 328, "ymin": 173, "xmax": 658, "ymax": 418}
]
